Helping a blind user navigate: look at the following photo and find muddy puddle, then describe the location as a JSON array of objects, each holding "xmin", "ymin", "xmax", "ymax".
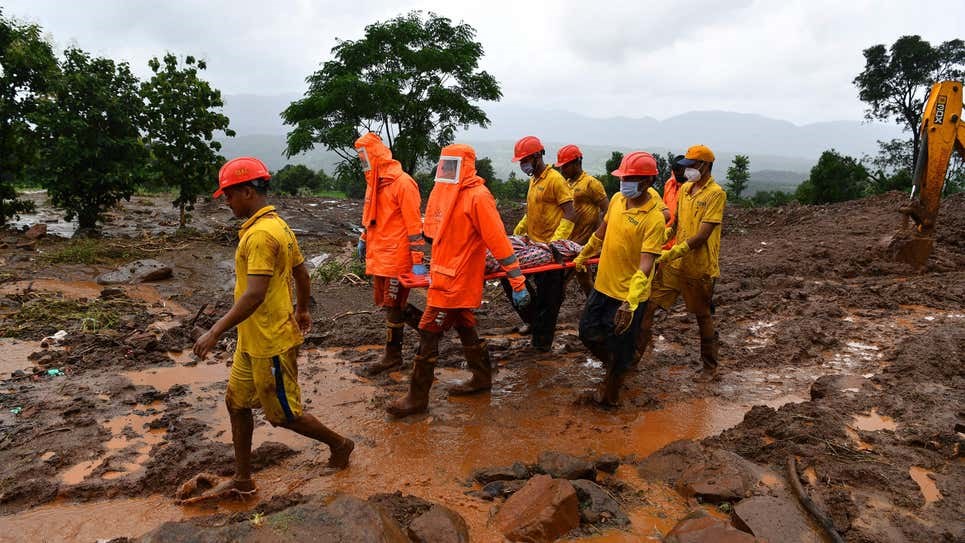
[
  {"xmin": 0, "ymin": 339, "xmax": 41, "ymax": 379},
  {"xmin": 0, "ymin": 279, "xmax": 190, "ymax": 318},
  {"xmin": 0, "ymin": 345, "xmax": 815, "ymax": 542}
]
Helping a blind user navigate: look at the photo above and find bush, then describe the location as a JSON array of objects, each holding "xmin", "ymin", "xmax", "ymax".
[
  {"xmin": 798, "ymin": 149, "xmax": 868, "ymax": 204},
  {"xmin": 273, "ymin": 164, "xmax": 321, "ymax": 195}
]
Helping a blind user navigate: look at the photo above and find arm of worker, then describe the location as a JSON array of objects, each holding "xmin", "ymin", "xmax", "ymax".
[
  {"xmin": 194, "ymin": 274, "xmax": 269, "ymax": 360},
  {"xmin": 659, "ymin": 190, "xmax": 724, "ymax": 262},
  {"xmin": 474, "ymin": 192, "xmax": 530, "ymax": 308},
  {"xmin": 614, "ymin": 217, "xmax": 664, "ymax": 334},
  {"xmin": 513, "ymin": 214, "xmax": 528, "ymax": 236},
  {"xmin": 550, "ymin": 200, "xmax": 577, "ymax": 241},
  {"xmin": 399, "ymin": 181, "xmax": 427, "ymax": 274},
  {"xmin": 357, "ymin": 229, "xmax": 367, "ymax": 263},
  {"xmin": 292, "ymin": 262, "xmax": 312, "ymax": 334}
]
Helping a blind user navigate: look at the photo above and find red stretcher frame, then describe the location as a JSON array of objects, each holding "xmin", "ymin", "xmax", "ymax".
[{"xmin": 397, "ymin": 258, "xmax": 599, "ymax": 288}]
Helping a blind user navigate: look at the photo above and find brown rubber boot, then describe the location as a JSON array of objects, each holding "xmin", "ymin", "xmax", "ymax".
[
  {"xmin": 386, "ymin": 353, "xmax": 436, "ymax": 417},
  {"xmin": 695, "ymin": 315, "xmax": 719, "ymax": 382},
  {"xmin": 362, "ymin": 315, "xmax": 405, "ymax": 376},
  {"xmin": 448, "ymin": 340, "xmax": 493, "ymax": 395},
  {"xmin": 592, "ymin": 366, "xmax": 627, "ymax": 407}
]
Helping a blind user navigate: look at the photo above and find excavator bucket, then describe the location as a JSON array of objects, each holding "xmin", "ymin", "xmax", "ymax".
[{"xmin": 888, "ymin": 80, "xmax": 965, "ymax": 268}]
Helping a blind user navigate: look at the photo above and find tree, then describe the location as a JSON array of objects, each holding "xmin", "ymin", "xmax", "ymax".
[
  {"xmin": 489, "ymin": 171, "xmax": 528, "ymax": 202},
  {"xmin": 652, "ymin": 152, "xmax": 669, "ymax": 193},
  {"xmin": 853, "ymin": 35, "xmax": 965, "ymax": 171},
  {"xmin": 141, "ymin": 53, "xmax": 234, "ymax": 226},
  {"xmin": 476, "ymin": 157, "xmax": 498, "ymax": 183},
  {"xmin": 273, "ymin": 164, "xmax": 320, "ymax": 195},
  {"xmin": 282, "ymin": 11, "xmax": 501, "ymax": 176},
  {"xmin": 799, "ymin": 150, "xmax": 868, "ymax": 205},
  {"xmin": 0, "ymin": 9, "xmax": 58, "ymax": 224},
  {"xmin": 865, "ymin": 137, "xmax": 914, "ymax": 194},
  {"xmin": 725, "ymin": 154, "xmax": 751, "ymax": 201},
  {"xmin": 35, "ymin": 48, "xmax": 146, "ymax": 232},
  {"xmin": 599, "ymin": 151, "xmax": 624, "ymax": 196}
]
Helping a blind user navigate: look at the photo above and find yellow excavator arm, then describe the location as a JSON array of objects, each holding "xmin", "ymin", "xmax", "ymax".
[{"xmin": 890, "ymin": 80, "xmax": 965, "ymax": 267}]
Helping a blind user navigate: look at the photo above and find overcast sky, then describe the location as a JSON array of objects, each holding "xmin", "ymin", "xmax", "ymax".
[{"xmin": 5, "ymin": 0, "xmax": 963, "ymax": 124}]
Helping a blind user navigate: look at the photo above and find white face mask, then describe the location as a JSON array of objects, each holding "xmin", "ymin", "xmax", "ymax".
[{"xmin": 684, "ymin": 167, "xmax": 701, "ymax": 182}]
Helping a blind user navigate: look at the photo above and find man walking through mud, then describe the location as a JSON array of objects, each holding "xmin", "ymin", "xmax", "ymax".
[
  {"xmin": 636, "ymin": 145, "xmax": 726, "ymax": 381},
  {"xmin": 186, "ymin": 157, "xmax": 354, "ymax": 503},
  {"xmin": 556, "ymin": 144, "xmax": 609, "ymax": 296},
  {"xmin": 387, "ymin": 144, "xmax": 530, "ymax": 417},
  {"xmin": 353, "ymin": 133, "xmax": 427, "ymax": 376},
  {"xmin": 504, "ymin": 136, "xmax": 576, "ymax": 351}
]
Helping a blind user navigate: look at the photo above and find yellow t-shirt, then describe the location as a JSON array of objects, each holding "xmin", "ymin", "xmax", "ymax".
[
  {"xmin": 234, "ymin": 206, "xmax": 305, "ymax": 357},
  {"xmin": 668, "ymin": 177, "xmax": 726, "ymax": 279},
  {"xmin": 568, "ymin": 172, "xmax": 607, "ymax": 244},
  {"xmin": 525, "ymin": 167, "xmax": 574, "ymax": 243},
  {"xmin": 594, "ymin": 193, "xmax": 666, "ymax": 301},
  {"xmin": 648, "ymin": 187, "xmax": 668, "ymax": 216}
]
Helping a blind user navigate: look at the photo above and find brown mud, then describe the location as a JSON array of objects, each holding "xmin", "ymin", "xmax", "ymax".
[{"xmin": 0, "ymin": 191, "xmax": 962, "ymax": 542}]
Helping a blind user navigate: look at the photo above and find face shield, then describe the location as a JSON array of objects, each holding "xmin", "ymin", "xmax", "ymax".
[
  {"xmin": 357, "ymin": 147, "xmax": 372, "ymax": 173},
  {"xmin": 435, "ymin": 155, "xmax": 462, "ymax": 184}
]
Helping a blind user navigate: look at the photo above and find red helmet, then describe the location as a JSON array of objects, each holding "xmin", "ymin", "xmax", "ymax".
[
  {"xmin": 611, "ymin": 151, "xmax": 658, "ymax": 177},
  {"xmin": 215, "ymin": 157, "xmax": 271, "ymax": 197},
  {"xmin": 512, "ymin": 136, "xmax": 544, "ymax": 162},
  {"xmin": 554, "ymin": 144, "xmax": 582, "ymax": 167}
]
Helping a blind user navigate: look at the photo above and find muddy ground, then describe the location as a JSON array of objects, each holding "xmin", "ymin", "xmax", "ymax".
[{"xmin": 0, "ymin": 190, "xmax": 961, "ymax": 542}]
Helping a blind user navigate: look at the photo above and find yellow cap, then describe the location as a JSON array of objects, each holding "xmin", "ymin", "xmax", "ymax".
[{"xmin": 679, "ymin": 144, "xmax": 715, "ymax": 166}]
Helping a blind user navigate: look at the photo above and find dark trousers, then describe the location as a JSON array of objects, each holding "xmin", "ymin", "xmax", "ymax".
[
  {"xmin": 501, "ymin": 269, "xmax": 566, "ymax": 350},
  {"xmin": 579, "ymin": 289, "xmax": 645, "ymax": 374}
]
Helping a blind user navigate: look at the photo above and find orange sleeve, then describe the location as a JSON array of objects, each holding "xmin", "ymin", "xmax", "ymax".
[{"xmin": 472, "ymin": 189, "xmax": 525, "ymax": 291}]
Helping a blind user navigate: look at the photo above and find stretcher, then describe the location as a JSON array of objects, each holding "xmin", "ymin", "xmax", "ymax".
[{"xmin": 397, "ymin": 258, "xmax": 599, "ymax": 288}]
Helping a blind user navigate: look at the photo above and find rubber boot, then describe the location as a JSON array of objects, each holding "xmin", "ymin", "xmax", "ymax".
[
  {"xmin": 592, "ymin": 366, "xmax": 627, "ymax": 407},
  {"xmin": 403, "ymin": 303, "xmax": 424, "ymax": 330},
  {"xmin": 362, "ymin": 310, "xmax": 405, "ymax": 376},
  {"xmin": 695, "ymin": 315, "xmax": 719, "ymax": 382},
  {"xmin": 449, "ymin": 340, "xmax": 493, "ymax": 395},
  {"xmin": 386, "ymin": 331, "xmax": 440, "ymax": 417}
]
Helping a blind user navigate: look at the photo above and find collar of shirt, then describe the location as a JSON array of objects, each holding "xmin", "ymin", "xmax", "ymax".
[
  {"xmin": 687, "ymin": 176, "xmax": 717, "ymax": 197},
  {"xmin": 238, "ymin": 205, "xmax": 276, "ymax": 235},
  {"xmin": 568, "ymin": 171, "xmax": 587, "ymax": 188},
  {"xmin": 532, "ymin": 166, "xmax": 554, "ymax": 184},
  {"xmin": 622, "ymin": 193, "xmax": 658, "ymax": 215}
]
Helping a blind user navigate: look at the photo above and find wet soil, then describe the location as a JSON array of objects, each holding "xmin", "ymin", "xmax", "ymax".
[{"xmin": 0, "ymin": 191, "xmax": 962, "ymax": 542}]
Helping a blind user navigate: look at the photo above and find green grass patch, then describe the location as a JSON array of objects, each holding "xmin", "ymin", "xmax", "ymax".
[
  {"xmin": 0, "ymin": 296, "xmax": 132, "ymax": 336},
  {"xmin": 311, "ymin": 259, "xmax": 367, "ymax": 284},
  {"xmin": 41, "ymin": 239, "xmax": 147, "ymax": 265},
  {"xmin": 313, "ymin": 190, "xmax": 346, "ymax": 199}
]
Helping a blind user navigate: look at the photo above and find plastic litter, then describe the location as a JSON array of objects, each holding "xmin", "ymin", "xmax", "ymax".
[
  {"xmin": 46, "ymin": 369, "xmax": 64, "ymax": 376},
  {"xmin": 10, "ymin": 407, "xmax": 22, "ymax": 415}
]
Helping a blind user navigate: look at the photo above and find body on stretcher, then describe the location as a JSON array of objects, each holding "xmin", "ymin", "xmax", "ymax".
[{"xmin": 397, "ymin": 258, "xmax": 600, "ymax": 289}]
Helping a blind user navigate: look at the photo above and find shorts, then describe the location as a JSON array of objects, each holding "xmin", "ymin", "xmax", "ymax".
[
  {"xmin": 418, "ymin": 306, "xmax": 477, "ymax": 333},
  {"xmin": 226, "ymin": 346, "xmax": 302, "ymax": 425},
  {"xmin": 649, "ymin": 266, "xmax": 716, "ymax": 316},
  {"xmin": 373, "ymin": 276, "xmax": 409, "ymax": 308}
]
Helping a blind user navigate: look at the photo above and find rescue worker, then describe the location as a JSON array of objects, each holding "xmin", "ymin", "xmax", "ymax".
[
  {"xmin": 637, "ymin": 145, "xmax": 726, "ymax": 381},
  {"xmin": 353, "ymin": 133, "xmax": 427, "ymax": 376},
  {"xmin": 506, "ymin": 136, "xmax": 577, "ymax": 351},
  {"xmin": 387, "ymin": 144, "xmax": 531, "ymax": 417},
  {"xmin": 555, "ymin": 144, "xmax": 608, "ymax": 295},
  {"xmin": 187, "ymin": 157, "xmax": 354, "ymax": 503},
  {"xmin": 662, "ymin": 154, "xmax": 686, "ymax": 248},
  {"xmin": 571, "ymin": 152, "xmax": 666, "ymax": 407}
]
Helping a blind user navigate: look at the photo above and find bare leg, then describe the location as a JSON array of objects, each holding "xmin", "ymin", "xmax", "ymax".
[{"xmin": 279, "ymin": 414, "xmax": 354, "ymax": 468}]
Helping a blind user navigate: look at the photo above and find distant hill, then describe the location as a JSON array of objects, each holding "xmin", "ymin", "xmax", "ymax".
[{"xmin": 219, "ymin": 94, "xmax": 902, "ymax": 191}]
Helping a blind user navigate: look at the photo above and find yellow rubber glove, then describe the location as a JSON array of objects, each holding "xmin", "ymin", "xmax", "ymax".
[
  {"xmin": 662, "ymin": 226, "xmax": 673, "ymax": 244},
  {"xmin": 551, "ymin": 218, "xmax": 575, "ymax": 241},
  {"xmin": 658, "ymin": 241, "xmax": 690, "ymax": 263},
  {"xmin": 573, "ymin": 233, "xmax": 603, "ymax": 272},
  {"xmin": 625, "ymin": 269, "xmax": 654, "ymax": 312},
  {"xmin": 513, "ymin": 215, "xmax": 528, "ymax": 236}
]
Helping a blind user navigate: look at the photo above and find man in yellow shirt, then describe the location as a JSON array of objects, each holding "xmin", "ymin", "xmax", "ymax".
[
  {"xmin": 636, "ymin": 144, "xmax": 726, "ymax": 381},
  {"xmin": 556, "ymin": 144, "xmax": 608, "ymax": 295},
  {"xmin": 186, "ymin": 157, "xmax": 354, "ymax": 503},
  {"xmin": 571, "ymin": 152, "xmax": 665, "ymax": 407},
  {"xmin": 506, "ymin": 136, "xmax": 577, "ymax": 351}
]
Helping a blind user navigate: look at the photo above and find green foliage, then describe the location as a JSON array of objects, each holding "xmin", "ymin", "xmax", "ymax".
[
  {"xmin": 34, "ymin": 48, "xmax": 146, "ymax": 231},
  {"xmin": 599, "ymin": 151, "xmax": 624, "ymax": 196},
  {"xmin": 282, "ymin": 11, "xmax": 501, "ymax": 176},
  {"xmin": 652, "ymin": 153, "xmax": 669, "ymax": 193},
  {"xmin": 853, "ymin": 35, "xmax": 965, "ymax": 171},
  {"xmin": 799, "ymin": 150, "xmax": 869, "ymax": 205},
  {"xmin": 334, "ymin": 161, "xmax": 366, "ymax": 199},
  {"xmin": 273, "ymin": 164, "xmax": 322, "ymax": 195},
  {"xmin": 725, "ymin": 154, "xmax": 751, "ymax": 201},
  {"xmin": 488, "ymin": 171, "xmax": 528, "ymax": 202},
  {"xmin": 141, "ymin": 53, "xmax": 234, "ymax": 226},
  {"xmin": 0, "ymin": 295, "xmax": 129, "ymax": 336},
  {"xmin": 747, "ymin": 190, "xmax": 794, "ymax": 207},
  {"xmin": 476, "ymin": 157, "xmax": 497, "ymax": 183},
  {"xmin": 0, "ymin": 9, "xmax": 58, "ymax": 224},
  {"xmin": 41, "ymin": 238, "xmax": 145, "ymax": 264},
  {"xmin": 865, "ymin": 137, "xmax": 914, "ymax": 194},
  {"xmin": 311, "ymin": 258, "xmax": 367, "ymax": 284}
]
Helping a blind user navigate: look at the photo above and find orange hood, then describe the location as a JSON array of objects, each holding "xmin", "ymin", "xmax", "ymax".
[
  {"xmin": 354, "ymin": 132, "xmax": 405, "ymax": 228},
  {"xmin": 423, "ymin": 144, "xmax": 485, "ymax": 242}
]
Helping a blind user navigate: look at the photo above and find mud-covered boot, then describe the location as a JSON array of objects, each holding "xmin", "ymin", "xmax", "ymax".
[
  {"xmin": 590, "ymin": 366, "xmax": 627, "ymax": 408},
  {"xmin": 449, "ymin": 341, "xmax": 493, "ymax": 395},
  {"xmin": 386, "ymin": 354, "xmax": 436, "ymax": 417},
  {"xmin": 695, "ymin": 316, "xmax": 719, "ymax": 382},
  {"xmin": 362, "ymin": 320, "xmax": 404, "ymax": 376}
]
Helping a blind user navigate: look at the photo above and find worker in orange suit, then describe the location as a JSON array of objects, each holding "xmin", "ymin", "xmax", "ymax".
[
  {"xmin": 354, "ymin": 133, "xmax": 427, "ymax": 376},
  {"xmin": 387, "ymin": 144, "xmax": 531, "ymax": 417},
  {"xmin": 662, "ymin": 155, "xmax": 686, "ymax": 249}
]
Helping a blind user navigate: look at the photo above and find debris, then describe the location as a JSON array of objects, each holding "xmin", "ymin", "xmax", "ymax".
[
  {"xmin": 306, "ymin": 254, "xmax": 330, "ymax": 269},
  {"xmin": 494, "ymin": 474, "xmax": 579, "ymax": 542},
  {"xmin": 10, "ymin": 407, "xmax": 23, "ymax": 415},
  {"xmin": 46, "ymin": 369, "xmax": 64, "ymax": 377}
]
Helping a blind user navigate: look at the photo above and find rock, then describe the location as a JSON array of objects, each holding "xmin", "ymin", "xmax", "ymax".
[
  {"xmin": 24, "ymin": 224, "xmax": 47, "ymax": 239},
  {"xmin": 570, "ymin": 479, "xmax": 629, "ymax": 526},
  {"xmin": 732, "ymin": 496, "xmax": 823, "ymax": 543},
  {"xmin": 125, "ymin": 331, "xmax": 159, "ymax": 352},
  {"xmin": 408, "ymin": 504, "xmax": 470, "ymax": 543},
  {"xmin": 810, "ymin": 374, "xmax": 869, "ymax": 400},
  {"xmin": 494, "ymin": 474, "xmax": 580, "ymax": 542},
  {"xmin": 140, "ymin": 494, "xmax": 409, "ymax": 542},
  {"xmin": 537, "ymin": 450, "xmax": 596, "ymax": 480},
  {"xmin": 15, "ymin": 239, "xmax": 36, "ymax": 250},
  {"xmin": 593, "ymin": 454, "xmax": 620, "ymax": 474},
  {"xmin": 477, "ymin": 479, "xmax": 527, "ymax": 500},
  {"xmin": 637, "ymin": 440, "xmax": 706, "ymax": 484},
  {"xmin": 472, "ymin": 462, "xmax": 531, "ymax": 485},
  {"xmin": 100, "ymin": 287, "xmax": 127, "ymax": 300},
  {"xmin": 96, "ymin": 259, "xmax": 173, "ymax": 285},
  {"xmin": 665, "ymin": 509, "xmax": 764, "ymax": 543}
]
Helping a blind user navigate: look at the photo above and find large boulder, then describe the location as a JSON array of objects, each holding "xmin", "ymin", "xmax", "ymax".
[
  {"xmin": 537, "ymin": 450, "xmax": 596, "ymax": 480},
  {"xmin": 494, "ymin": 474, "xmax": 580, "ymax": 542},
  {"xmin": 97, "ymin": 259, "xmax": 173, "ymax": 285},
  {"xmin": 407, "ymin": 504, "xmax": 470, "ymax": 543},
  {"xmin": 471, "ymin": 462, "xmax": 531, "ymax": 485},
  {"xmin": 665, "ymin": 509, "xmax": 764, "ymax": 543}
]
